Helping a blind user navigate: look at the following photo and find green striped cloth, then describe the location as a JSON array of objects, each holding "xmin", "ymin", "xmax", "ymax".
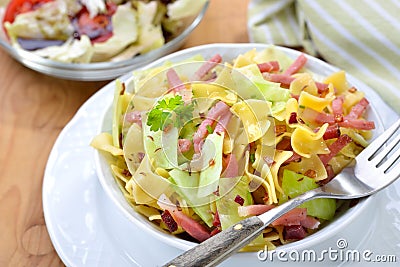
[{"xmin": 248, "ymin": 0, "xmax": 400, "ymax": 113}]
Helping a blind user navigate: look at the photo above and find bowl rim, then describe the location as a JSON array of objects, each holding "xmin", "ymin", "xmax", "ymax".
[
  {"xmin": 94, "ymin": 43, "xmax": 384, "ymax": 252},
  {"xmin": 0, "ymin": 1, "xmax": 209, "ymax": 80}
]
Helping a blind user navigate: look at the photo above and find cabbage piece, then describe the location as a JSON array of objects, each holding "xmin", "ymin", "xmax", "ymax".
[
  {"xmin": 142, "ymin": 114, "xmax": 178, "ymax": 169},
  {"xmin": 169, "ymin": 168, "xmax": 214, "ymax": 227},
  {"xmin": 32, "ymin": 35, "xmax": 94, "ymax": 63},
  {"xmin": 216, "ymin": 176, "xmax": 253, "ymax": 230},
  {"xmin": 4, "ymin": 0, "xmax": 77, "ymax": 41},
  {"xmin": 92, "ymin": 3, "xmax": 138, "ymax": 61},
  {"xmin": 197, "ymin": 133, "xmax": 224, "ymax": 197},
  {"xmin": 167, "ymin": 0, "xmax": 207, "ymax": 20},
  {"xmin": 282, "ymin": 169, "xmax": 336, "ymax": 220},
  {"xmin": 112, "ymin": 80, "xmax": 131, "ymax": 147},
  {"xmin": 110, "ymin": 1, "xmax": 164, "ymax": 62}
]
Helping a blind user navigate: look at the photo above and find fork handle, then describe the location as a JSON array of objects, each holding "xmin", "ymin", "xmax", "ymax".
[{"xmin": 163, "ymin": 190, "xmax": 322, "ymax": 267}]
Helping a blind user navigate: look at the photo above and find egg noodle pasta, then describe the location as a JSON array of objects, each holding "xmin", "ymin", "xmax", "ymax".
[{"xmin": 91, "ymin": 46, "xmax": 375, "ymax": 249}]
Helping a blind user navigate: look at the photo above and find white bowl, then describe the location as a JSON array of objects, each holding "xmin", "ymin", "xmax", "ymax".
[
  {"xmin": 94, "ymin": 43, "xmax": 384, "ymax": 253},
  {"xmin": 0, "ymin": 1, "xmax": 208, "ymax": 81}
]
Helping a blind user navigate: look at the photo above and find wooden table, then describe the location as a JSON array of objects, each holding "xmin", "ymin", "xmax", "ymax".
[{"xmin": 0, "ymin": 0, "xmax": 249, "ymax": 266}]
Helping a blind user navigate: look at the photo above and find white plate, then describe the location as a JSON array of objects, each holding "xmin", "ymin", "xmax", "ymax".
[{"xmin": 43, "ymin": 44, "xmax": 400, "ymax": 266}]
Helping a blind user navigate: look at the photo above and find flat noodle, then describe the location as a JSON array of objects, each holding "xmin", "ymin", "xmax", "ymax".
[
  {"xmin": 290, "ymin": 73, "xmax": 318, "ymax": 96},
  {"xmin": 284, "ymin": 154, "xmax": 328, "ymax": 181},
  {"xmin": 90, "ymin": 132, "xmax": 124, "ymax": 156},
  {"xmin": 123, "ymin": 123, "xmax": 144, "ymax": 174},
  {"xmin": 291, "ymin": 124, "xmax": 330, "ymax": 158}
]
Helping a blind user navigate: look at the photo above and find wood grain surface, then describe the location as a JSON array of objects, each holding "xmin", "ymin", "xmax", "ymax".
[{"xmin": 0, "ymin": 0, "xmax": 249, "ymax": 266}]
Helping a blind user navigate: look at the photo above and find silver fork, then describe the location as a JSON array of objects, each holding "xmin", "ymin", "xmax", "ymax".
[{"xmin": 163, "ymin": 119, "xmax": 400, "ymax": 267}]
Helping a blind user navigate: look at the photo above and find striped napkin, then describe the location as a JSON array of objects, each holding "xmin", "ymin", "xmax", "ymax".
[{"xmin": 248, "ymin": 0, "xmax": 400, "ymax": 113}]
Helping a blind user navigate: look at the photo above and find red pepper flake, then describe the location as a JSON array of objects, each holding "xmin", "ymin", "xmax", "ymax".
[
  {"xmin": 154, "ymin": 147, "xmax": 162, "ymax": 153},
  {"xmin": 234, "ymin": 195, "xmax": 245, "ymax": 206},
  {"xmin": 122, "ymin": 169, "xmax": 132, "ymax": 177},
  {"xmin": 147, "ymin": 135, "xmax": 154, "ymax": 141},
  {"xmin": 288, "ymin": 112, "xmax": 298, "ymax": 124},
  {"xmin": 161, "ymin": 210, "xmax": 178, "ymax": 232},
  {"xmin": 139, "ymin": 172, "xmax": 146, "ymax": 176}
]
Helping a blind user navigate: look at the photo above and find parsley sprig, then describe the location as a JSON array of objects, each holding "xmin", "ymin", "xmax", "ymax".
[{"xmin": 147, "ymin": 95, "xmax": 194, "ymax": 132}]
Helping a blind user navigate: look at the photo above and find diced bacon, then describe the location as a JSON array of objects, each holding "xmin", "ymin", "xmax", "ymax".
[
  {"xmin": 166, "ymin": 68, "xmax": 186, "ymax": 92},
  {"xmin": 300, "ymin": 216, "xmax": 320, "ymax": 229},
  {"xmin": 317, "ymin": 82, "xmax": 330, "ymax": 95},
  {"xmin": 178, "ymin": 139, "xmax": 192, "ymax": 153},
  {"xmin": 345, "ymin": 97, "xmax": 369, "ymax": 119},
  {"xmin": 288, "ymin": 112, "xmax": 298, "ymax": 124},
  {"xmin": 237, "ymin": 204, "xmax": 275, "ymax": 217},
  {"xmin": 257, "ymin": 61, "xmax": 280, "ymax": 72},
  {"xmin": 319, "ymin": 134, "xmax": 353, "ymax": 165},
  {"xmin": 210, "ymin": 228, "xmax": 221, "ymax": 236},
  {"xmin": 276, "ymin": 137, "xmax": 292, "ymax": 150},
  {"xmin": 234, "ymin": 195, "xmax": 245, "ymax": 206},
  {"xmin": 214, "ymin": 110, "xmax": 232, "ymax": 134},
  {"xmin": 161, "ymin": 210, "xmax": 178, "ymax": 232},
  {"xmin": 332, "ymin": 96, "xmax": 344, "ymax": 122},
  {"xmin": 284, "ymin": 54, "xmax": 307, "ymax": 75},
  {"xmin": 212, "ymin": 211, "xmax": 221, "ymax": 227},
  {"xmin": 271, "ymin": 208, "xmax": 307, "ymax": 226},
  {"xmin": 193, "ymin": 101, "xmax": 230, "ymax": 153},
  {"xmin": 283, "ymin": 152, "xmax": 301, "ymax": 164},
  {"xmin": 275, "ymin": 125, "xmax": 287, "ymax": 136},
  {"xmin": 158, "ymin": 194, "xmax": 211, "ymax": 242},
  {"xmin": 192, "ymin": 54, "xmax": 222, "ymax": 81},
  {"xmin": 318, "ymin": 124, "xmax": 341, "ymax": 140},
  {"xmin": 124, "ymin": 111, "xmax": 142, "ymax": 126},
  {"xmin": 284, "ymin": 225, "xmax": 307, "ymax": 240},
  {"xmin": 338, "ymin": 119, "xmax": 375, "ymax": 130},
  {"xmin": 222, "ymin": 154, "xmax": 239, "ymax": 178}
]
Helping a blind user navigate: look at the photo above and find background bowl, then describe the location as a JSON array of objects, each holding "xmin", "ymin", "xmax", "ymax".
[
  {"xmin": 94, "ymin": 43, "xmax": 384, "ymax": 252},
  {"xmin": 0, "ymin": 0, "xmax": 208, "ymax": 81}
]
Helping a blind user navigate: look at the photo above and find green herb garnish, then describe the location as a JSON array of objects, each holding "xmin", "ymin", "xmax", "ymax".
[
  {"xmin": 147, "ymin": 95, "xmax": 194, "ymax": 131},
  {"xmin": 206, "ymin": 125, "xmax": 213, "ymax": 134}
]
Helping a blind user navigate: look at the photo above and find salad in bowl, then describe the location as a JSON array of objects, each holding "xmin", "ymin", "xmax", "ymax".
[{"xmin": 92, "ymin": 44, "xmax": 378, "ymax": 251}]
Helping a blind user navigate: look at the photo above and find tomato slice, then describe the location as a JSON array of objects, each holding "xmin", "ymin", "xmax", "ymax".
[
  {"xmin": 3, "ymin": 0, "xmax": 54, "ymax": 23},
  {"xmin": 72, "ymin": 2, "xmax": 117, "ymax": 43}
]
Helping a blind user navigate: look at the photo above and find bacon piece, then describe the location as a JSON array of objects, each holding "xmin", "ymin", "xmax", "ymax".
[
  {"xmin": 283, "ymin": 152, "xmax": 301, "ymax": 164},
  {"xmin": 222, "ymin": 154, "xmax": 239, "ymax": 178},
  {"xmin": 214, "ymin": 110, "xmax": 233, "ymax": 134},
  {"xmin": 178, "ymin": 139, "xmax": 192, "ymax": 153},
  {"xmin": 124, "ymin": 111, "xmax": 142, "ymax": 126},
  {"xmin": 237, "ymin": 204, "xmax": 275, "ymax": 217},
  {"xmin": 193, "ymin": 101, "xmax": 230, "ymax": 153},
  {"xmin": 271, "ymin": 208, "xmax": 307, "ymax": 226},
  {"xmin": 338, "ymin": 119, "xmax": 375, "ymax": 130},
  {"xmin": 288, "ymin": 112, "xmax": 298, "ymax": 124},
  {"xmin": 345, "ymin": 97, "xmax": 369, "ymax": 119},
  {"xmin": 300, "ymin": 216, "xmax": 320, "ymax": 229},
  {"xmin": 158, "ymin": 194, "xmax": 211, "ymax": 242},
  {"xmin": 161, "ymin": 210, "xmax": 178, "ymax": 232},
  {"xmin": 257, "ymin": 61, "xmax": 280, "ymax": 72},
  {"xmin": 319, "ymin": 134, "xmax": 353, "ymax": 166},
  {"xmin": 192, "ymin": 54, "xmax": 222, "ymax": 81},
  {"xmin": 210, "ymin": 228, "xmax": 221, "ymax": 236},
  {"xmin": 266, "ymin": 73, "xmax": 329, "ymax": 93},
  {"xmin": 167, "ymin": 68, "xmax": 186, "ymax": 92},
  {"xmin": 332, "ymin": 96, "xmax": 344, "ymax": 122},
  {"xmin": 318, "ymin": 164, "xmax": 335, "ymax": 185},
  {"xmin": 321, "ymin": 124, "xmax": 341, "ymax": 140},
  {"xmin": 284, "ymin": 225, "xmax": 307, "ymax": 240},
  {"xmin": 284, "ymin": 54, "xmax": 307, "ymax": 75},
  {"xmin": 276, "ymin": 137, "xmax": 292, "ymax": 150},
  {"xmin": 212, "ymin": 211, "xmax": 221, "ymax": 227},
  {"xmin": 301, "ymin": 107, "xmax": 335, "ymax": 124}
]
